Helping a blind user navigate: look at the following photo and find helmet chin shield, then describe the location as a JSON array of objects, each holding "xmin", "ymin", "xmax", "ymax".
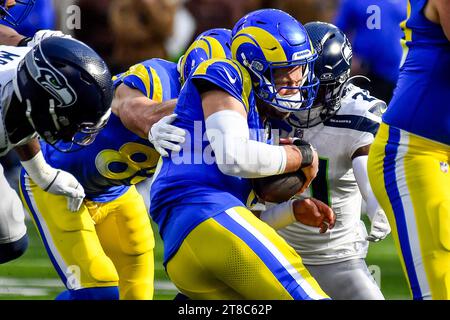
[{"xmin": 0, "ymin": 0, "xmax": 35, "ymax": 27}]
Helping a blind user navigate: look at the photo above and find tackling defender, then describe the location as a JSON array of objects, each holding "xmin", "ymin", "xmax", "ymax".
[
  {"xmin": 150, "ymin": 9, "xmax": 335, "ymax": 300},
  {"xmin": 0, "ymin": 36, "xmax": 113, "ymax": 263},
  {"xmin": 265, "ymin": 22, "xmax": 390, "ymax": 300},
  {"xmin": 367, "ymin": 0, "xmax": 450, "ymax": 300}
]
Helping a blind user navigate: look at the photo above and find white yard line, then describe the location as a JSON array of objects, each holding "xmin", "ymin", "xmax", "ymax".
[
  {"xmin": 0, "ymin": 277, "xmax": 178, "ymax": 297},
  {"xmin": 0, "ymin": 287, "xmax": 50, "ymax": 297}
]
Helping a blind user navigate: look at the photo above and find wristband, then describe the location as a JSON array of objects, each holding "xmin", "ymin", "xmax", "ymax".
[
  {"xmin": 293, "ymin": 138, "xmax": 314, "ymax": 168},
  {"xmin": 17, "ymin": 37, "xmax": 31, "ymax": 47}
]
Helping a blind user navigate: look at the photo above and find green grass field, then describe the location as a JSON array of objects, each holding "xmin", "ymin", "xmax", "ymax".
[{"xmin": 0, "ymin": 218, "xmax": 411, "ymax": 300}]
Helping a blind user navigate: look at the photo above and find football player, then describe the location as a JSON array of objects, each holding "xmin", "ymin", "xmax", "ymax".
[
  {"xmin": 0, "ymin": 36, "xmax": 113, "ymax": 264},
  {"xmin": 263, "ymin": 22, "xmax": 390, "ymax": 300},
  {"xmin": 18, "ymin": 29, "xmax": 233, "ymax": 300},
  {"xmin": 367, "ymin": 0, "xmax": 450, "ymax": 300},
  {"xmin": 150, "ymin": 9, "xmax": 335, "ymax": 300}
]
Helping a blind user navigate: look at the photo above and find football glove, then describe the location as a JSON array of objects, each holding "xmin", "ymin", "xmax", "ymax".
[
  {"xmin": 26, "ymin": 30, "xmax": 72, "ymax": 47},
  {"xmin": 367, "ymin": 209, "xmax": 391, "ymax": 242},
  {"xmin": 148, "ymin": 114, "xmax": 186, "ymax": 157},
  {"xmin": 21, "ymin": 151, "xmax": 85, "ymax": 212}
]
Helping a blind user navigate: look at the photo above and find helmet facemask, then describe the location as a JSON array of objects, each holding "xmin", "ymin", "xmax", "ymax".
[
  {"xmin": 289, "ymin": 71, "xmax": 350, "ymax": 128},
  {"xmin": 244, "ymin": 54, "xmax": 319, "ymax": 113},
  {"xmin": 49, "ymin": 109, "xmax": 111, "ymax": 153}
]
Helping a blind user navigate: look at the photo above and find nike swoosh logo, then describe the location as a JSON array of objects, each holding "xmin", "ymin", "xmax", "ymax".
[{"xmin": 223, "ymin": 67, "xmax": 237, "ymax": 84}]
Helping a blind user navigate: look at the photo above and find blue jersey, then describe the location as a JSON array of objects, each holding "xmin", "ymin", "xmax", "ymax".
[
  {"xmin": 382, "ymin": 0, "xmax": 450, "ymax": 145},
  {"xmin": 150, "ymin": 58, "xmax": 263, "ymax": 264},
  {"xmin": 335, "ymin": 0, "xmax": 406, "ymax": 83},
  {"xmin": 0, "ymin": 0, "xmax": 56, "ymax": 37},
  {"xmin": 42, "ymin": 58, "xmax": 181, "ymax": 202}
]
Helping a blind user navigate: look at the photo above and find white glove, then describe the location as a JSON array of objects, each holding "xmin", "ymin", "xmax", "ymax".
[
  {"xmin": 148, "ymin": 114, "xmax": 186, "ymax": 157},
  {"xmin": 21, "ymin": 151, "xmax": 85, "ymax": 212},
  {"xmin": 45, "ymin": 170, "xmax": 86, "ymax": 212},
  {"xmin": 27, "ymin": 30, "xmax": 72, "ymax": 47},
  {"xmin": 366, "ymin": 209, "xmax": 391, "ymax": 242}
]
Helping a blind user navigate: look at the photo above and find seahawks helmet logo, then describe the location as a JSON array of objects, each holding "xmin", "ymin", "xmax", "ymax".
[{"xmin": 25, "ymin": 43, "xmax": 77, "ymax": 107}]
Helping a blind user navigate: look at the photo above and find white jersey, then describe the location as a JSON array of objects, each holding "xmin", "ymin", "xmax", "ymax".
[
  {"xmin": 276, "ymin": 85, "xmax": 384, "ymax": 265},
  {"xmin": 0, "ymin": 45, "xmax": 32, "ymax": 157}
]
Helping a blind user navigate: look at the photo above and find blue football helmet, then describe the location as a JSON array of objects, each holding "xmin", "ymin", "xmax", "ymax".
[
  {"xmin": 0, "ymin": 0, "xmax": 35, "ymax": 27},
  {"xmin": 231, "ymin": 9, "xmax": 319, "ymax": 112},
  {"xmin": 12, "ymin": 37, "xmax": 113, "ymax": 152},
  {"xmin": 178, "ymin": 28, "xmax": 232, "ymax": 84}
]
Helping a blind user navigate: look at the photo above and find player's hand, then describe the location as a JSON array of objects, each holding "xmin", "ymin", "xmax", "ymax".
[
  {"xmin": 367, "ymin": 210, "xmax": 391, "ymax": 242},
  {"xmin": 27, "ymin": 30, "xmax": 72, "ymax": 47},
  {"xmin": 44, "ymin": 170, "xmax": 85, "ymax": 212},
  {"xmin": 148, "ymin": 114, "xmax": 186, "ymax": 157},
  {"xmin": 293, "ymin": 198, "xmax": 335, "ymax": 233},
  {"xmin": 291, "ymin": 138, "xmax": 318, "ymax": 194},
  {"xmin": 299, "ymin": 149, "xmax": 319, "ymax": 194}
]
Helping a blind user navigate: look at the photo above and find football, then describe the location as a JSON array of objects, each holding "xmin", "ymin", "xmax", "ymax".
[{"xmin": 251, "ymin": 170, "xmax": 306, "ymax": 203}]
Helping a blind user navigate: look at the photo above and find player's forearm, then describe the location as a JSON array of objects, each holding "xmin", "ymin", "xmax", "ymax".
[
  {"xmin": 117, "ymin": 97, "xmax": 176, "ymax": 139},
  {"xmin": 14, "ymin": 138, "xmax": 41, "ymax": 161},
  {"xmin": 352, "ymin": 155, "xmax": 382, "ymax": 220},
  {"xmin": 206, "ymin": 110, "xmax": 289, "ymax": 178},
  {"xmin": 0, "ymin": 25, "xmax": 26, "ymax": 46},
  {"xmin": 112, "ymin": 84, "xmax": 176, "ymax": 138},
  {"xmin": 435, "ymin": 0, "xmax": 450, "ymax": 41}
]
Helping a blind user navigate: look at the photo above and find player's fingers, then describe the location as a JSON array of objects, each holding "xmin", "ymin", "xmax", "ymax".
[
  {"xmin": 155, "ymin": 145, "xmax": 169, "ymax": 157},
  {"xmin": 68, "ymin": 197, "xmax": 84, "ymax": 212},
  {"xmin": 159, "ymin": 132, "xmax": 186, "ymax": 143},
  {"xmin": 279, "ymin": 138, "xmax": 293, "ymax": 145},
  {"xmin": 65, "ymin": 186, "xmax": 85, "ymax": 212},
  {"xmin": 161, "ymin": 124, "xmax": 186, "ymax": 137},
  {"xmin": 319, "ymin": 221, "xmax": 330, "ymax": 234},
  {"xmin": 153, "ymin": 145, "xmax": 169, "ymax": 157},
  {"xmin": 366, "ymin": 235, "xmax": 381, "ymax": 242},
  {"xmin": 310, "ymin": 198, "xmax": 335, "ymax": 229},
  {"xmin": 159, "ymin": 140, "xmax": 182, "ymax": 152},
  {"xmin": 298, "ymin": 178, "xmax": 312, "ymax": 194}
]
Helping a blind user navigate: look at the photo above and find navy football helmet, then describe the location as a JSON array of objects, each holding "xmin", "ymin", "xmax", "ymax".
[
  {"xmin": 289, "ymin": 22, "xmax": 352, "ymax": 128},
  {"xmin": 13, "ymin": 37, "xmax": 113, "ymax": 152},
  {"xmin": 0, "ymin": 0, "xmax": 35, "ymax": 26},
  {"xmin": 178, "ymin": 28, "xmax": 232, "ymax": 84},
  {"xmin": 231, "ymin": 9, "xmax": 319, "ymax": 112}
]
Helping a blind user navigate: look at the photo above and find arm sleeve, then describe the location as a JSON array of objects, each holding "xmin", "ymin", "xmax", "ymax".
[
  {"xmin": 352, "ymin": 155, "xmax": 383, "ymax": 221},
  {"xmin": 205, "ymin": 110, "xmax": 287, "ymax": 178}
]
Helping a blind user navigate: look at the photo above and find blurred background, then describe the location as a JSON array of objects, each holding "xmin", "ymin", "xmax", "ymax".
[{"xmin": 0, "ymin": 0, "xmax": 410, "ymax": 299}]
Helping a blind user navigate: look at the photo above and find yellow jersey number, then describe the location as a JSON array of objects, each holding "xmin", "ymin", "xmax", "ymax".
[{"xmin": 95, "ymin": 142, "xmax": 160, "ymax": 185}]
